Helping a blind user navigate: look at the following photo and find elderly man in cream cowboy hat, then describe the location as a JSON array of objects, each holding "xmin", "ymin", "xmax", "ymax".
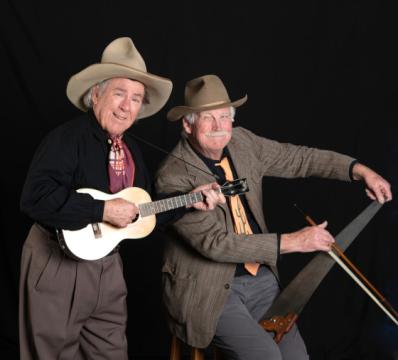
[
  {"xmin": 155, "ymin": 74, "xmax": 391, "ymax": 360},
  {"xmin": 19, "ymin": 39, "xmax": 224, "ymax": 360}
]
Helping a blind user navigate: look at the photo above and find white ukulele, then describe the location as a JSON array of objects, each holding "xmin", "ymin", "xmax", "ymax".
[{"xmin": 57, "ymin": 179, "xmax": 249, "ymax": 261}]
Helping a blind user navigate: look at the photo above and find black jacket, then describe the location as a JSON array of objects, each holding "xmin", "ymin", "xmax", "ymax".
[{"xmin": 21, "ymin": 111, "xmax": 154, "ymax": 230}]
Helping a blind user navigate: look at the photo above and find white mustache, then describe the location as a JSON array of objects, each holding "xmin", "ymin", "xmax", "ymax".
[{"xmin": 205, "ymin": 131, "xmax": 230, "ymax": 137}]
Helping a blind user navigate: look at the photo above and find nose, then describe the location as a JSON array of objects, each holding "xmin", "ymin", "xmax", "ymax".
[
  {"xmin": 211, "ymin": 116, "xmax": 222, "ymax": 130},
  {"xmin": 120, "ymin": 97, "xmax": 130, "ymax": 112}
]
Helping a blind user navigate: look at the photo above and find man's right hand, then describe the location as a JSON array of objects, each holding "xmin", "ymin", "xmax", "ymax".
[
  {"xmin": 280, "ymin": 221, "xmax": 335, "ymax": 254},
  {"xmin": 103, "ymin": 198, "xmax": 139, "ymax": 228}
]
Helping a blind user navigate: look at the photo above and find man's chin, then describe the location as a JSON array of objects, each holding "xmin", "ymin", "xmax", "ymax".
[{"xmin": 208, "ymin": 142, "xmax": 229, "ymax": 152}]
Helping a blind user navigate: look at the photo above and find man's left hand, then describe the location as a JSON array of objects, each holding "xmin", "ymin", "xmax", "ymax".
[
  {"xmin": 190, "ymin": 182, "xmax": 226, "ymax": 211},
  {"xmin": 352, "ymin": 163, "xmax": 392, "ymax": 203}
]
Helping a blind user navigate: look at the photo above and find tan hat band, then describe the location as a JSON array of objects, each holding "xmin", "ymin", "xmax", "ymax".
[{"xmin": 191, "ymin": 100, "xmax": 228, "ymax": 108}]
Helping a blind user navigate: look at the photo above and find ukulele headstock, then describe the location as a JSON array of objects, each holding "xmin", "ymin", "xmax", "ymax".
[{"xmin": 220, "ymin": 178, "xmax": 249, "ymax": 197}]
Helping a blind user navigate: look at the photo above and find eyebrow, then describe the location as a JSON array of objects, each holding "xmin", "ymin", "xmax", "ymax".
[
  {"xmin": 113, "ymin": 88, "xmax": 144, "ymax": 97},
  {"xmin": 201, "ymin": 111, "xmax": 230, "ymax": 116}
]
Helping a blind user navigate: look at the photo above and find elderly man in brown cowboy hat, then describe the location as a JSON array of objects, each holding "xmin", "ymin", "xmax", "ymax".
[
  {"xmin": 19, "ymin": 39, "xmax": 225, "ymax": 360},
  {"xmin": 155, "ymin": 74, "xmax": 392, "ymax": 359}
]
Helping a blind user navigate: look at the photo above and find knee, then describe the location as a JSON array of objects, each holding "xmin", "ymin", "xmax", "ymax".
[
  {"xmin": 218, "ymin": 336, "xmax": 283, "ymax": 360},
  {"xmin": 226, "ymin": 348, "xmax": 282, "ymax": 360}
]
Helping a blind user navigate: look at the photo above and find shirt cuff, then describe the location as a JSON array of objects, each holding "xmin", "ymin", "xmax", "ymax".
[
  {"xmin": 349, "ymin": 159, "xmax": 359, "ymax": 181},
  {"xmin": 92, "ymin": 199, "xmax": 105, "ymax": 223},
  {"xmin": 276, "ymin": 233, "xmax": 281, "ymax": 262}
]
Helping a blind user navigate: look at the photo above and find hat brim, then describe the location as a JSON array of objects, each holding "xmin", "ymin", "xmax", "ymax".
[
  {"xmin": 66, "ymin": 63, "xmax": 172, "ymax": 119},
  {"xmin": 167, "ymin": 95, "xmax": 248, "ymax": 121}
]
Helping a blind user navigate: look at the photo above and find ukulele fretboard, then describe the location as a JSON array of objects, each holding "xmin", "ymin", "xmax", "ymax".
[{"xmin": 139, "ymin": 192, "xmax": 204, "ymax": 217}]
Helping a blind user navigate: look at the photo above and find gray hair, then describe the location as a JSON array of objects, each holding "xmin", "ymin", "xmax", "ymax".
[
  {"xmin": 83, "ymin": 79, "xmax": 110, "ymax": 108},
  {"xmin": 183, "ymin": 107, "xmax": 236, "ymax": 125},
  {"xmin": 83, "ymin": 78, "xmax": 149, "ymax": 115}
]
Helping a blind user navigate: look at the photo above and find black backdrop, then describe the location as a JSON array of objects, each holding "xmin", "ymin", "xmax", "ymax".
[{"xmin": 1, "ymin": 1, "xmax": 398, "ymax": 359}]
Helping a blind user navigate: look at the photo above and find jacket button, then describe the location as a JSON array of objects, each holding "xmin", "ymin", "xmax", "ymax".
[{"xmin": 224, "ymin": 283, "xmax": 230, "ymax": 289}]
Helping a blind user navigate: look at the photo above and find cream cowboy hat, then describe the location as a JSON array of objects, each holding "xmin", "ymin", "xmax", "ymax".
[
  {"xmin": 167, "ymin": 74, "xmax": 247, "ymax": 121},
  {"xmin": 66, "ymin": 37, "xmax": 172, "ymax": 119}
]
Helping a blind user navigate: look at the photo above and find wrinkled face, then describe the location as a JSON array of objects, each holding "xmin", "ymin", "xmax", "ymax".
[
  {"xmin": 183, "ymin": 107, "xmax": 233, "ymax": 160},
  {"xmin": 92, "ymin": 77, "xmax": 145, "ymax": 136}
]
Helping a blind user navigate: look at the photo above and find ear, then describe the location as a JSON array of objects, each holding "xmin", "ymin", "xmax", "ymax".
[
  {"xmin": 91, "ymin": 85, "xmax": 100, "ymax": 105},
  {"xmin": 182, "ymin": 119, "xmax": 193, "ymax": 135}
]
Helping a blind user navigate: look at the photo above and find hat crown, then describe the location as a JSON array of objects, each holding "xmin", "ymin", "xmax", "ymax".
[
  {"xmin": 101, "ymin": 37, "xmax": 147, "ymax": 72},
  {"xmin": 185, "ymin": 75, "xmax": 231, "ymax": 108},
  {"xmin": 166, "ymin": 74, "xmax": 247, "ymax": 121},
  {"xmin": 66, "ymin": 37, "xmax": 172, "ymax": 118}
]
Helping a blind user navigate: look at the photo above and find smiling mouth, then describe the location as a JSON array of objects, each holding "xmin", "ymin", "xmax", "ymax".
[{"xmin": 113, "ymin": 113, "xmax": 128, "ymax": 121}]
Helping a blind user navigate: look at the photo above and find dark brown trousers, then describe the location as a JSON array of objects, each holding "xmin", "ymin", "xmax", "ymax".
[{"xmin": 19, "ymin": 224, "xmax": 128, "ymax": 360}]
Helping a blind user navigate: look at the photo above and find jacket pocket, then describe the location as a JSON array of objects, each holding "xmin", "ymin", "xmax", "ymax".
[{"xmin": 162, "ymin": 263, "xmax": 196, "ymax": 325}]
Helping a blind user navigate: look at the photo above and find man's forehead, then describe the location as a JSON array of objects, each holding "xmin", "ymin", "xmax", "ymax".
[
  {"xmin": 199, "ymin": 107, "xmax": 230, "ymax": 116},
  {"xmin": 104, "ymin": 78, "xmax": 145, "ymax": 94}
]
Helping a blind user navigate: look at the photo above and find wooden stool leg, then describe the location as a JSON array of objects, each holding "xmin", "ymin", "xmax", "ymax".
[
  {"xmin": 170, "ymin": 335, "xmax": 182, "ymax": 360},
  {"xmin": 191, "ymin": 347, "xmax": 205, "ymax": 360},
  {"xmin": 213, "ymin": 346, "xmax": 223, "ymax": 360}
]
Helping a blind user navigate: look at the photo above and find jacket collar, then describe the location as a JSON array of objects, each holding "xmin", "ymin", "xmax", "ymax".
[{"xmin": 87, "ymin": 110, "xmax": 109, "ymax": 144}]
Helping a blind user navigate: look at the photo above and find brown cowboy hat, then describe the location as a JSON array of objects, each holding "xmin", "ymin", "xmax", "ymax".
[
  {"xmin": 167, "ymin": 74, "xmax": 247, "ymax": 121},
  {"xmin": 66, "ymin": 37, "xmax": 172, "ymax": 119}
]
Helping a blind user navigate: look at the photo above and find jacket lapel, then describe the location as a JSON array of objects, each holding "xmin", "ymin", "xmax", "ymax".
[
  {"xmin": 179, "ymin": 138, "xmax": 229, "ymax": 213},
  {"xmin": 228, "ymin": 133, "xmax": 267, "ymax": 232}
]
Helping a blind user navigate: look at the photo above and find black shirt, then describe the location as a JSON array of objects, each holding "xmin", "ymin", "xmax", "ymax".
[
  {"xmin": 21, "ymin": 111, "xmax": 183, "ymax": 231},
  {"xmin": 188, "ymin": 143, "xmax": 266, "ymax": 275}
]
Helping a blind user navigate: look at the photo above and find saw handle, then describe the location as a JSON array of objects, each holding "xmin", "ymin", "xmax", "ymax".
[{"xmin": 259, "ymin": 313, "xmax": 298, "ymax": 343}]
